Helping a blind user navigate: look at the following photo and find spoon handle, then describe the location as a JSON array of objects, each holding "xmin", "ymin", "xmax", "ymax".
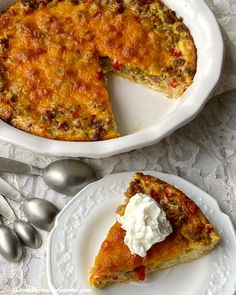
[
  {"xmin": 0, "ymin": 194, "xmax": 16, "ymax": 223},
  {"xmin": 0, "ymin": 177, "xmax": 24, "ymax": 204},
  {"xmin": 0, "ymin": 157, "xmax": 41, "ymax": 176}
]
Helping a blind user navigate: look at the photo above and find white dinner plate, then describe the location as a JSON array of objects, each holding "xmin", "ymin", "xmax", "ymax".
[
  {"xmin": 47, "ymin": 171, "xmax": 236, "ymax": 295},
  {"xmin": 0, "ymin": 0, "xmax": 223, "ymax": 158}
]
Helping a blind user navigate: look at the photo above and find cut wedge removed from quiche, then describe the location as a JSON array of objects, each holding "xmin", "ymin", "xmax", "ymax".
[
  {"xmin": 0, "ymin": 0, "xmax": 197, "ymax": 141},
  {"xmin": 89, "ymin": 173, "xmax": 220, "ymax": 288}
]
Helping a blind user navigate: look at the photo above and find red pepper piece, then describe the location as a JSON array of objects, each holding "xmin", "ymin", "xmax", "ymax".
[
  {"xmin": 170, "ymin": 49, "xmax": 182, "ymax": 58},
  {"xmin": 132, "ymin": 75, "xmax": 137, "ymax": 81},
  {"xmin": 134, "ymin": 266, "xmax": 146, "ymax": 281},
  {"xmin": 112, "ymin": 61, "xmax": 121, "ymax": 71},
  {"xmin": 93, "ymin": 10, "xmax": 102, "ymax": 18},
  {"xmin": 169, "ymin": 79, "xmax": 178, "ymax": 88}
]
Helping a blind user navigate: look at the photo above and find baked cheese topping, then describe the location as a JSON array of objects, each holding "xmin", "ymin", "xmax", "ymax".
[{"xmin": 117, "ymin": 193, "xmax": 172, "ymax": 257}]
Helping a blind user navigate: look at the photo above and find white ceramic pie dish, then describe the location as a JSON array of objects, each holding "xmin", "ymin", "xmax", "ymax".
[{"xmin": 0, "ymin": 0, "xmax": 223, "ymax": 158}]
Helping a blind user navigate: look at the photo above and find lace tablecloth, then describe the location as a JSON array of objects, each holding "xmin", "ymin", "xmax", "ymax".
[{"xmin": 0, "ymin": 1, "xmax": 236, "ymax": 294}]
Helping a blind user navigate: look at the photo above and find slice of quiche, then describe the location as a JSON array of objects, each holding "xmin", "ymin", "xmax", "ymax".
[
  {"xmin": 0, "ymin": 0, "xmax": 197, "ymax": 141},
  {"xmin": 89, "ymin": 172, "xmax": 220, "ymax": 288}
]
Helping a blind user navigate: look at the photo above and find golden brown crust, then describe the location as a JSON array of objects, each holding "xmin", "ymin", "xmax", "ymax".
[
  {"xmin": 89, "ymin": 172, "xmax": 220, "ymax": 288},
  {"xmin": 0, "ymin": 0, "xmax": 197, "ymax": 141},
  {"xmin": 0, "ymin": 102, "xmax": 12, "ymax": 120},
  {"xmin": 0, "ymin": 0, "xmax": 119, "ymax": 141}
]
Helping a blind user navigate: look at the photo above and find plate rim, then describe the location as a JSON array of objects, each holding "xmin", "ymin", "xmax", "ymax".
[
  {"xmin": 0, "ymin": 0, "xmax": 224, "ymax": 158},
  {"xmin": 47, "ymin": 171, "xmax": 236, "ymax": 295}
]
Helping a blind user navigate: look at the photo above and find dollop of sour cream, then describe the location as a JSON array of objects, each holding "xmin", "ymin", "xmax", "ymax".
[{"xmin": 117, "ymin": 193, "xmax": 173, "ymax": 257}]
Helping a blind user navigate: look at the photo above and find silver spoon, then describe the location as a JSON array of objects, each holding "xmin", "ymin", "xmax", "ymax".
[
  {"xmin": 0, "ymin": 217, "xmax": 24, "ymax": 262},
  {"xmin": 0, "ymin": 194, "xmax": 42, "ymax": 249},
  {"xmin": 0, "ymin": 177, "xmax": 59, "ymax": 231},
  {"xmin": 0, "ymin": 158, "xmax": 97, "ymax": 196}
]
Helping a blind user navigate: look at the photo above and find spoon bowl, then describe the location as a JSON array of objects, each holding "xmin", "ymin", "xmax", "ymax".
[
  {"xmin": 23, "ymin": 198, "xmax": 60, "ymax": 231},
  {"xmin": 0, "ymin": 157, "xmax": 97, "ymax": 196},
  {"xmin": 0, "ymin": 178, "xmax": 60, "ymax": 231},
  {"xmin": 42, "ymin": 159, "xmax": 97, "ymax": 195},
  {"xmin": 13, "ymin": 220, "xmax": 42, "ymax": 249},
  {"xmin": 0, "ymin": 223, "xmax": 24, "ymax": 262},
  {"xmin": 0, "ymin": 193, "xmax": 43, "ymax": 248}
]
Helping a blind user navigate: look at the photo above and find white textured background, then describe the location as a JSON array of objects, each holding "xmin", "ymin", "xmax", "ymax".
[{"xmin": 0, "ymin": 0, "xmax": 236, "ymax": 294}]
